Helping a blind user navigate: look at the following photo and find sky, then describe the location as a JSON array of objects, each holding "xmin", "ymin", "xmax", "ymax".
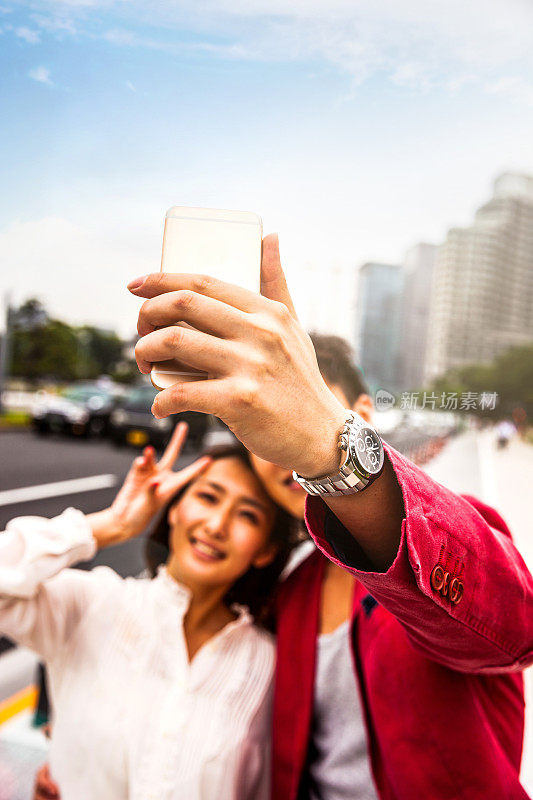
[{"xmin": 1, "ymin": 0, "xmax": 533, "ymax": 339}]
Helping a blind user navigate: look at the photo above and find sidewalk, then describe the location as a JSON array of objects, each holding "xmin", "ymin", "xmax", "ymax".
[{"xmin": 425, "ymin": 428, "xmax": 533, "ymax": 795}]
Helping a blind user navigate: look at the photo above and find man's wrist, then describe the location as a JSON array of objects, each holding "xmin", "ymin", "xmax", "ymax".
[{"xmin": 293, "ymin": 405, "xmax": 348, "ymax": 479}]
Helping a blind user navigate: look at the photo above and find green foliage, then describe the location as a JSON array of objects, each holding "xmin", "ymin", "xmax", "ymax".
[
  {"xmin": 10, "ymin": 299, "xmax": 125, "ymax": 382},
  {"xmin": 430, "ymin": 344, "xmax": 533, "ymax": 418},
  {"xmin": 76, "ymin": 326, "xmax": 124, "ymax": 379},
  {"xmin": 12, "ymin": 319, "xmax": 79, "ymax": 381}
]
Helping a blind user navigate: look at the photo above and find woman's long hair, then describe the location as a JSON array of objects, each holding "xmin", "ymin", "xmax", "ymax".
[{"xmin": 145, "ymin": 442, "xmax": 299, "ymax": 626}]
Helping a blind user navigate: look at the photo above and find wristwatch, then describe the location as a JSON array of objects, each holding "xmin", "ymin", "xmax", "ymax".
[{"xmin": 293, "ymin": 412, "xmax": 385, "ymax": 496}]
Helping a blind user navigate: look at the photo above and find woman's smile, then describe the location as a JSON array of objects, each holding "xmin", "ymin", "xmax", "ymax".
[{"xmin": 188, "ymin": 534, "xmax": 226, "ymax": 562}]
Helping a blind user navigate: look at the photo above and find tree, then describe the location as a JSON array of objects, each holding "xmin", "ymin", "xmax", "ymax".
[
  {"xmin": 11, "ymin": 318, "xmax": 79, "ymax": 381},
  {"xmin": 430, "ymin": 344, "xmax": 533, "ymax": 420},
  {"xmin": 9, "ymin": 299, "xmax": 126, "ymax": 383},
  {"xmin": 77, "ymin": 326, "xmax": 123, "ymax": 379}
]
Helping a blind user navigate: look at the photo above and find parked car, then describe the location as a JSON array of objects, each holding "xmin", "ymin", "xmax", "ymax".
[
  {"xmin": 108, "ymin": 384, "xmax": 209, "ymax": 451},
  {"xmin": 31, "ymin": 383, "xmax": 120, "ymax": 437}
]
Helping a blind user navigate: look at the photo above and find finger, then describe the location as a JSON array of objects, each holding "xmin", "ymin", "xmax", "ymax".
[
  {"xmin": 158, "ymin": 420, "xmax": 188, "ymax": 471},
  {"xmin": 160, "ymin": 455, "xmax": 213, "ymax": 499},
  {"xmin": 137, "ymin": 290, "xmax": 249, "ymax": 338},
  {"xmin": 260, "ymin": 233, "xmax": 298, "ymax": 319},
  {"xmin": 128, "ymin": 272, "xmax": 264, "ymax": 314},
  {"xmin": 135, "ymin": 326, "xmax": 233, "ymax": 376},
  {"xmin": 152, "ymin": 378, "xmax": 230, "ymax": 419},
  {"xmin": 142, "ymin": 446, "xmax": 156, "ymax": 468}
]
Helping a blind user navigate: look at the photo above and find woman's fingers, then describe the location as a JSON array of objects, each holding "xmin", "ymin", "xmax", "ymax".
[
  {"xmin": 161, "ymin": 455, "xmax": 213, "ymax": 499},
  {"xmin": 136, "ymin": 290, "xmax": 250, "ymax": 338},
  {"xmin": 158, "ymin": 421, "xmax": 188, "ymax": 471},
  {"xmin": 134, "ymin": 325, "xmax": 233, "ymax": 376}
]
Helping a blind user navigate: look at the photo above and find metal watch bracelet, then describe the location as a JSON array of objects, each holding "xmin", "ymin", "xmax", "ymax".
[{"xmin": 292, "ymin": 412, "xmax": 381, "ymax": 497}]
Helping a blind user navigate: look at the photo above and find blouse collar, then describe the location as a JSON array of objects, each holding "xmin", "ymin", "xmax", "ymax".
[{"xmin": 153, "ymin": 565, "xmax": 253, "ymax": 630}]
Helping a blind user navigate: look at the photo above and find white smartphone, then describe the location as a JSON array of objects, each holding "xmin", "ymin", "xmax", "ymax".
[{"xmin": 150, "ymin": 206, "xmax": 263, "ymax": 390}]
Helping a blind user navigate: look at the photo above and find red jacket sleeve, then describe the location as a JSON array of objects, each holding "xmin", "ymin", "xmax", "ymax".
[{"xmin": 304, "ymin": 442, "xmax": 533, "ymax": 673}]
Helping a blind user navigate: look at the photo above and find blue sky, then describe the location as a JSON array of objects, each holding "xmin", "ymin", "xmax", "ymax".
[{"xmin": 1, "ymin": 0, "xmax": 533, "ymax": 337}]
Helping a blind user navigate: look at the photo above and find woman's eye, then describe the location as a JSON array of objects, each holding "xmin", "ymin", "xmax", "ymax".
[
  {"xmin": 240, "ymin": 510, "xmax": 260, "ymax": 525},
  {"xmin": 198, "ymin": 492, "xmax": 217, "ymax": 504}
]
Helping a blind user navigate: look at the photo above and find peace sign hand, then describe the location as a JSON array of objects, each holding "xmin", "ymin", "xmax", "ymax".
[{"xmin": 88, "ymin": 422, "xmax": 211, "ymax": 548}]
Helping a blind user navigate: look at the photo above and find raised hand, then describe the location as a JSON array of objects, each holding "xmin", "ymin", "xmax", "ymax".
[
  {"xmin": 128, "ymin": 235, "xmax": 346, "ymax": 478},
  {"xmin": 88, "ymin": 422, "xmax": 211, "ymax": 548}
]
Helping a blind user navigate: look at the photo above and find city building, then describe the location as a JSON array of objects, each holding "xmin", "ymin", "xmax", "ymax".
[
  {"xmin": 425, "ymin": 172, "xmax": 533, "ymax": 383},
  {"xmin": 400, "ymin": 243, "xmax": 437, "ymax": 390},
  {"xmin": 355, "ymin": 262, "xmax": 404, "ymax": 392}
]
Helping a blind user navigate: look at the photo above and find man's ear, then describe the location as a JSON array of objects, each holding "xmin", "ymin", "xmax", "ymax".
[
  {"xmin": 352, "ymin": 393, "xmax": 374, "ymax": 424},
  {"xmin": 252, "ymin": 543, "xmax": 278, "ymax": 570}
]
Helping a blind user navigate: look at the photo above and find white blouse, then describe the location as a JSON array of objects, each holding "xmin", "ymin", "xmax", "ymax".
[{"xmin": 0, "ymin": 509, "xmax": 274, "ymax": 800}]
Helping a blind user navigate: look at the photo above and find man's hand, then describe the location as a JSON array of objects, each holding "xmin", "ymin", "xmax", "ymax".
[
  {"xmin": 129, "ymin": 234, "xmax": 347, "ymax": 477},
  {"xmin": 33, "ymin": 763, "xmax": 60, "ymax": 800}
]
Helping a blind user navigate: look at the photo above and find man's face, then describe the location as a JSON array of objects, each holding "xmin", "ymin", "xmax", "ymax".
[{"xmin": 250, "ymin": 382, "xmax": 374, "ymax": 521}]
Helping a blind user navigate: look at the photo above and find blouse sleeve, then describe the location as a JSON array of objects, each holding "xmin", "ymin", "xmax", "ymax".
[{"xmin": 0, "ymin": 508, "xmax": 99, "ymax": 662}]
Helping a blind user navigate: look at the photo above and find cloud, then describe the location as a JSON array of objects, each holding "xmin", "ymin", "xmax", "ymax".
[
  {"xmin": 15, "ymin": 25, "xmax": 40, "ymax": 42},
  {"xmin": 28, "ymin": 65, "xmax": 53, "ymax": 85},
  {"xmin": 24, "ymin": 0, "xmax": 531, "ymax": 103},
  {"xmin": 485, "ymin": 76, "xmax": 533, "ymax": 107},
  {"xmin": 32, "ymin": 14, "xmax": 77, "ymax": 35}
]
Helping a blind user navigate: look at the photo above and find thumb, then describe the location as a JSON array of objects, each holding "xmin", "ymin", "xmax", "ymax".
[{"xmin": 260, "ymin": 233, "xmax": 298, "ymax": 319}]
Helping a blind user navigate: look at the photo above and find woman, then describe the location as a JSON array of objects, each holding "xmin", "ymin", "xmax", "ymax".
[{"xmin": 2, "ymin": 423, "xmax": 296, "ymax": 800}]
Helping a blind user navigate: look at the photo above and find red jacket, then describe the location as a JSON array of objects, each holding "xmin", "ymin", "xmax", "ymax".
[{"xmin": 272, "ymin": 443, "xmax": 533, "ymax": 800}]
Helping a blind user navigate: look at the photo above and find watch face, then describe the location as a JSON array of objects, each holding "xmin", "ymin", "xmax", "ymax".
[{"xmin": 349, "ymin": 426, "xmax": 384, "ymax": 475}]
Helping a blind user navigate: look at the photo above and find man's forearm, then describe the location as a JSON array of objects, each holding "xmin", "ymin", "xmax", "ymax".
[{"xmin": 323, "ymin": 456, "xmax": 404, "ymax": 572}]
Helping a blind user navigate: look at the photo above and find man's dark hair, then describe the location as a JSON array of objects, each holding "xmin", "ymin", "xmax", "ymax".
[
  {"xmin": 145, "ymin": 442, "xmax": 299, "ymax": 628},
  {"xmin": 310, "ymin": 332, "xmax": 368, "ymax": 406}
]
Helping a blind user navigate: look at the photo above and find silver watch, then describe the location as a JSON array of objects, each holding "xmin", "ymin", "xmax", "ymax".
[{"xmin": 293, "ymin": 412, "xmax": 385, "ymax": 496}]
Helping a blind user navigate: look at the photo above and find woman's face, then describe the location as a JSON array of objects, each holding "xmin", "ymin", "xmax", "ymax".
[{"xmin": 167, "ymin": 457, "xmax": 277, "ymax": 592}]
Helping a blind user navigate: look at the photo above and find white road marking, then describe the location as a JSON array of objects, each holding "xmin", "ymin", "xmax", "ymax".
[{"xmin": 0, "ymin": 475, "xmax": 117, "ymax": 507}]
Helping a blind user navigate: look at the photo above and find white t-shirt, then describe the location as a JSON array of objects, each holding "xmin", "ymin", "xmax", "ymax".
[
  {"xmin": 0, "ymin": 509, "xmax": 274, "ymax": 800},
  {"xmin": 308, "ymin": 620, "xmax": 378, "ymax": 800}
]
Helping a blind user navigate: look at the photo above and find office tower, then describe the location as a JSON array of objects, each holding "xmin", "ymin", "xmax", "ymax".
[
  {"xmin": 400, "ymin": 243, "xmax": 437, "ymax": 390},
  {"xmin": 425, "ymin": 173, "xmax": 533, "ymax": 382},
  {"xmin": 356, "ymin": 262, "xmax": 404, "ymax": 392}
]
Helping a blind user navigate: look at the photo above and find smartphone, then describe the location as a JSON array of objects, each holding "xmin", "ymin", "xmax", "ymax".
[{"xmin": 150, "ymin": 206, "xmax": 263, "ymax": 390}]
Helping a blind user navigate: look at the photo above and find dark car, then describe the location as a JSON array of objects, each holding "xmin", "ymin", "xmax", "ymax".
[
  {"xmin": 108, "ymin": 384, "xmax": 209, "ymax": 451},
  {"xmin": 31, "ymin": 383, "xmax": 120, "ymax": 437}
]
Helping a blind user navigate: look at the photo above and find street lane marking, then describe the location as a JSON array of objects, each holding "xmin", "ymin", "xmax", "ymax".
[
  {"xmin": 0, "ymin": 475, "xmax": 117, "ymax": 507},
  {"xmin": 0, "ymin": 685, "xmax": 38, "ymax": 726}
]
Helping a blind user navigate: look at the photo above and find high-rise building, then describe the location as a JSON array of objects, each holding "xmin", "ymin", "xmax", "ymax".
[
  {"xmin": 356, "ymin": 262, "xmax": 404, "ymax": 392},
  {"xmin": 425, "ymin": 172, "xmax": 533, "ymax": 382},
  {"xmin": 400, "ymin": 243, "xmax": 437, "ymax": 390}
]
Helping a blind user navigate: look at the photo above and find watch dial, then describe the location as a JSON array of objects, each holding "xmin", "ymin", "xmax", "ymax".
[{"xmin": 350, "ymin": 427, "xmax": 384, "ymax": 475}]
